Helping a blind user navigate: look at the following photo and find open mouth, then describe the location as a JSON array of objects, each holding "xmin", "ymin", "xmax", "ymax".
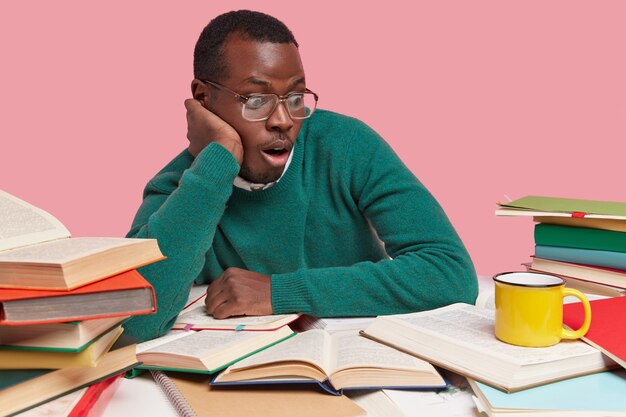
[{"xmin": 262, "ymin": 147, "xmax": 290, "ymax": 157}]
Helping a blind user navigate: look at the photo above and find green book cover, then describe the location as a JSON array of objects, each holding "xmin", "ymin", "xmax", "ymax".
[
  {"xmin": 535, "ymin": 224, "xmax": 626, "ymax": 253},
  {"xmin": 502, "ymin": 196, "xmax": 626, "ymax": 217}
]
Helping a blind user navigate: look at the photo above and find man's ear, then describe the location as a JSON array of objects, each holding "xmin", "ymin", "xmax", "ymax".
[{"xmin": 191, "ymin": 79, "xmax": 210, "ymax": 106}]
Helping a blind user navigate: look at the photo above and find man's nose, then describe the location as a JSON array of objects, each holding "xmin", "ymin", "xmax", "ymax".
[{"xmin": 266, "ymin": 101, "xmax": 293, "ymax": 132}]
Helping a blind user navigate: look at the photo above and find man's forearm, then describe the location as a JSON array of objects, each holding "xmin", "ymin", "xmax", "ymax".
[{"xmin": 124, "ymin": 143, "xmax": 239, "ymax": 340}]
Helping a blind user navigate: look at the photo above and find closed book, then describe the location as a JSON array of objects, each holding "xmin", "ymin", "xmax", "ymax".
[
  {"xmin": 0, "ymin": 270, "xmax": 156, "ymax": 325},
  {"xmin": 0, "ymin": 316, "xmax": 128, "ymax": 351},
  {"xmin": 0, "ymin": 341, "xmax": 138, "ymax": 417},
  {"xmin": 135, "ymin": 326, "xmax": 296, "ymax": 374},
  {"xmin": 530, "ymin": 257, "xmax": 626, "ymax": 289},
  {"xmin": 564, "ymin": 297, "xmax": 626, "ymax": 369},
  {"xmin": 469, "ymin": 370, "xmax": 626, "ymax": 417},
  {"xmin": 535, "ymin": 245, "xmax": 626, "ymax": 271},
  {"xmin": 0, "ymin": 189, "xmax": 164, "ymax": 291},
  {"xmin": 496, "ymin": 195, "xmax": 626, "ymax": 220},
  {"xmin": 535, "ymin": 224, "xmax": 626, "ymax": 253},
  {"xmin": 0, "ymin": 326, "xmax": 122, "ymax": 369},
  {"xmin": 212, "ymin": 329, "xmax": 447, "ymax": 395},
  {"xmin": 534, "ymin": 216, "xmax": 626, "ymax": 233}
]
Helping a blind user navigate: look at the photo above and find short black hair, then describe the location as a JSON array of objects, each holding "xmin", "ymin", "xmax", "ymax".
[{"xmin": 193, "ymin": 10, "xmax": 299, "ymax": 81}]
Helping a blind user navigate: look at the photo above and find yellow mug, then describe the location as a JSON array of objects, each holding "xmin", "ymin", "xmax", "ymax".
[{"xmin": 493, "ymin": 271, "xmax": 591, "ymax": 347}]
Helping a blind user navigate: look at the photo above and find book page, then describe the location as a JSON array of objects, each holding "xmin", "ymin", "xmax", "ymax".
[
  {"xmin": 141, "ymin": 330, "xmax": 258, "ymax": 358},
  {"xmin": 0, "ymin": 237, "xmax": 142, "ymax": 264},
  {"xmin": 175, "ymin": 299, "xmax": 296, "ymax": 328},
  {"xmin": 0, "ymin": 189, "xmax": 70, "ymax": 252},
  {"xmin": 228, "ymin": 330, "xmax": 331, "ymax": 375},
  {"xmin": 329, "ymin": 330, "xmax": 429, "ymax": 373},
  {"xmin": 395, "ymin": 304, "xmax": 600, "ymax": 365}
]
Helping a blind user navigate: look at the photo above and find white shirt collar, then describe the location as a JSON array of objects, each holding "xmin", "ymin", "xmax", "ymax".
[{"xmin": 233, "ymin": 149, "xmax": 294, "ymax": 192}]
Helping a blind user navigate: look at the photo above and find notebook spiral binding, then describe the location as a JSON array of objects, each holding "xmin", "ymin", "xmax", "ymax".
[{"xmin": 150, "ymin": 370, "xmax": 197, "ymax": 417}]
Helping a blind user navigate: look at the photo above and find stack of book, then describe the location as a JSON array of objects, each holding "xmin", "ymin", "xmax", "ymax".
[
  {"xmin": 0, "ymin": 189, "xmax": 164, "ymax": 416},
  {"xmin": 496, "ymin": 195, "xmax": 626, "ymax": 297}
]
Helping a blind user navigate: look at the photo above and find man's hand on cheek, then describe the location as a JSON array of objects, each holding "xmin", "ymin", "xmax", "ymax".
[
  {"xmin": 184, "ymin": 98, "xmax": 243, "ymax": 163},
  {"xmin": 205, "ymin": 268, "xmax": 273, "ymax": 319}
]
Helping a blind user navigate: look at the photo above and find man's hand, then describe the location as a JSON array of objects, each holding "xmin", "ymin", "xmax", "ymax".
[
  {"xmin": 205, "ymin": 268, "xmax": 273, "ymax": 319},
  {"xmin": 184, "ymin": 98, "xmax": 243, "ymax": 163}
]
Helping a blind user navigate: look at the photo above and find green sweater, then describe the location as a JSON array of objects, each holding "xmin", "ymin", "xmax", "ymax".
[{"xmin": 125, "ymin": 110, "xmax": 477, "ymax": 341}]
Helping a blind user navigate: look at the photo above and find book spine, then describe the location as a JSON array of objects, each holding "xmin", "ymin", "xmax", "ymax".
[
  {"xmin": 534, "ymin": 224, "xmax": 626, "ymax": 253},
  {"xmin": 150, "ymin": 370, "xmax": 197, "ymax": 417}
]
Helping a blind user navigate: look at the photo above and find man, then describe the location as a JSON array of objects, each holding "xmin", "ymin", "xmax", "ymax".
[{"xmin": 124, "ymin": 10, "xmax": 477, "ymax": 341}]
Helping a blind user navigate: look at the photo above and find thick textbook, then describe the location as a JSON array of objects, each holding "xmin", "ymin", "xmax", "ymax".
[
  {"xmin": 213, "ymin": 329, "xmax": 447, "ymax": 394},
  {"xmin": 0, "ymin": 270, "xmax": 156, "ymax": 325},
  {"xmin": 564, "ymin": 297, "xmax": 626, "ymax": 369},
  {"xmin": 0, "ymin": 325, "xmax": 122, "ymax": 369},
  {"xmin": 152, "ymin": 370, "xmax": 366, "ymax": 417},
  {"xmin": 0, "ymin": 316, "xmax": 128, "ymax": 351},
  {"xmin": 172, "ymin": 293, "xmax": 299, "ymax": 331},
  {"xmin": 0, "ymin": 189, "xmax": 164, "ymax": 290},
  {"xmin": 535, "ymin": 224, "xmax": 626, "ymax": 253},
  {"xmin": 469, "ymin": 370, "xmax": 626, "ymax": 417},
  {"xmin": 135, "ymin": 326, "xmax": 295, "ymax": 374},
  {"xmin": 0, "ymin": 342, "xmax": 138, "ymax": 417},
  {"xmin": 529, "ymin": 257, "xmax": 626, "ymax": 290},
  {"xmin": 361, "ymin": 303, "xmax": 614, "ymax": 393},
  {"xmin": 496, "ymin": 195, "xmax": 626, "ymax": 220}
]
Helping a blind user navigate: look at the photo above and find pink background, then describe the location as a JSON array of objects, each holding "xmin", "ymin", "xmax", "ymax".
[{"xmin": 1, "ymin": 1, "xmax": 625, "ymax": 276}]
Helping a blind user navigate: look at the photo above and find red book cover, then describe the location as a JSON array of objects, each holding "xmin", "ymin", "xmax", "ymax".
[
  {"xmin": 0, "ymin": 270, "xmax": 156, "ymax": 325},
  {"xmin": 563, "ymin": 297, "xmax": 626, "ymax": 367}
]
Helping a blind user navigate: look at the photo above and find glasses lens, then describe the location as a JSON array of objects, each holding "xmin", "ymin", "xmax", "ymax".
[
  {"xmin": 287, "ymin": 92, "xmax": 317, "ymax": 119},
  {"xmin": 243, "ymin": 95, "xmax": 278, "ymax": 121}
]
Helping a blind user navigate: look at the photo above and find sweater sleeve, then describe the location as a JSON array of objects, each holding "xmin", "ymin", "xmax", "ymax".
[
  {"xmin": 123, "ymin": 143, "xmax": 240, "ymax": 340},
  {"xmin": 271, "ymin": 123, "xmax": 478, "ymax": 317}
]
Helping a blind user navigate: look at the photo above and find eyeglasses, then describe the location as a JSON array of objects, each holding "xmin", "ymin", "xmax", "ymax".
[{"xmin": 200, "ymin": 79, "xmax": 318, "ymax": 122}]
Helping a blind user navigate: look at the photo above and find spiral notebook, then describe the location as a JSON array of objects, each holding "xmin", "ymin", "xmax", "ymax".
[{"xmin": 149, "ymin": 370, "xmax": 365, "ymax": 417}]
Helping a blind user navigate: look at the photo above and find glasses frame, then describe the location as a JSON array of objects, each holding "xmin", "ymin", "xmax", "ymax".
[{"xmin": 200, "ymin": 79, "xmax": 318, "ymax": 122}]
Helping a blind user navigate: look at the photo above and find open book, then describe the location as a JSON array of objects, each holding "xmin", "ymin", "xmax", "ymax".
[
  {"xmin": 135, "ymin": 326, "xmax": 295, "ymax": 374},
  {"xmin": 0, "ymin": 189, "xmax": 164, "ymax": 290},
  {"xmin": 212, "ymin": 329, "xmax": 447, "ymax": 395},
  {"xmin": 172, "ymin": 290, "xmax": 299, "ymax": 331},
  {"xmin": 361, "ymin": 303, "xmax": 615, "ymax": 393}
]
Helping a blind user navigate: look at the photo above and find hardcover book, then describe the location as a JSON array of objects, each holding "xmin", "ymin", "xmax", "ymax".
[
  {"xmin": 361, "ymin": 303, "xmax": 615, "ymax": 393},
  {"xmin": 212, "ymin": 329, "xmax": 447, "ymax": 395},
  {"xmin": 0, "ymin": 316, "xmax": 128, "ymax": 351},
  {"xmin": 0, "ymin": 189, "xmax": 164, "ymax": 290},
  {"xmin": 0, "ymin": 325, "xmax": 122, "ymax": 369},
  {"xmin": 0, "ymin": 342, "xmax": 138, "ymax": 417},
  {"xmin": 135, "ymin": 326, "xmax": 295, "ymax": 374},
  {"xmin": 0, "ymin": 270, "xmax": 156, "ymax": 325}
]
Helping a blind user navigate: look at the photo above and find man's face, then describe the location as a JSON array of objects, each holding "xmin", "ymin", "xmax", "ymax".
[{"xmin": 205, "ymin": 36, "xmax": 306, "ymax": 184}]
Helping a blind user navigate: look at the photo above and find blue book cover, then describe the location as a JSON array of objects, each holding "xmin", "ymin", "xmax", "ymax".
[
  {"xmin": 473, "ymin": 370, "xmax": 626, "ymax": 412},
  {"xmin": 535, "ymin": 245, "xmax": 626, "ymax": 271}
]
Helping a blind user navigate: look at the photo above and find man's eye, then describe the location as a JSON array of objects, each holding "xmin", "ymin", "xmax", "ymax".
[
  {"xmin": 247, "ymin": 96, "xmax": 270, "ymax": 109},
  {"xmin": 288, "ymin": 94, "xmax": 304, "ymax": 108}
]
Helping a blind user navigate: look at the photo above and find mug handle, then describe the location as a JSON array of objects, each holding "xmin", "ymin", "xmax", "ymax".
[{"xmin": 560, "ymin": 287, "xmax": 592, "ymax": 339}]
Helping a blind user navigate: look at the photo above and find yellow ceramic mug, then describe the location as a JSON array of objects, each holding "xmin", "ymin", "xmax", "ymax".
[{"xmin": 493, "ymin": 271, "xmax": 592, "ymax": 347}]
